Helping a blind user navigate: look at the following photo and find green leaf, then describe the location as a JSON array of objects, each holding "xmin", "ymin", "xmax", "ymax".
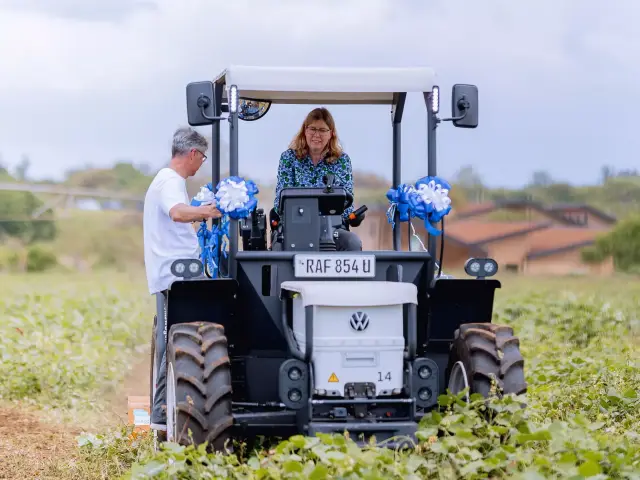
[
  {"xmin": 309, "ymin": 463, "xmax": 329, "ymax": 480},
  {"xmin": 578, "ymin": 459, "xmax": 603, "ymax": 477},
  {"xmin": 588, "ymin": 421, "xmax": 605, "ymax": 431},
  {"xmin": 283, "ymin": 459, "xmax": 304, "ymax": 473},
  {"xmin": 289, "ymin": 435, "xmax": 306, "ymax": 449},
  {"xmin": 516, "ymin": 429, "xmax": 552, "ymax": 444}
]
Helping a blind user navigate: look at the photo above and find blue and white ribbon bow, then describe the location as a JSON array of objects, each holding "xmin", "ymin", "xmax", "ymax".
[
  {"xmin": 215, "ymin": 176, "xmax": 259, "ymax": 220},
  {"xmin": 385, "ymin": 183, "xmax": 416, "ymax": 228},
  {"xmin": 386, "ymin": 176, "xmax": 452, "ymax": 236},
  {"xmin": 191, "ymin": 183, "xmax": 216, "ymax": 206},
  {"xmin": 410, "ymin": 176, "xmax": 452, "ymax": 235},
  {"xmin": 190, "ymin": 176, "xmax": 259, "ymax": 278}
]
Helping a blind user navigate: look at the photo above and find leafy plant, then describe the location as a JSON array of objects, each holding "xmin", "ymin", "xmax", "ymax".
[
  {"xmin": 0, "ymin": 273, "xmax": 152, "ymax": 412},
  {"xmin": 25, "ymin": 244, "xmax": 58, "ymax": 272},
  {"xmin": 2, "ymin": 272, "xmax": 639, "ymax": 479},
  {"xmin": 119, "ymin": 280, "xmax": 640, "ymax": 479}
]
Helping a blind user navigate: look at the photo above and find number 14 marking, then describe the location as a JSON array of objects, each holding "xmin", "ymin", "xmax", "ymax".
[{"xmin": 377, "ymin": 371, "xmax": 391, "ymax": 382}]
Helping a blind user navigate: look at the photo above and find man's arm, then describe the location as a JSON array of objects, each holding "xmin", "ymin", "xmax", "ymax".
[
  {"xmin": 169, "ymin": 203, "xmax": 221, "ymax": 223},
  {"xmin": 159, "ymin": 176, "xmax": 221, "ymax": 223}
]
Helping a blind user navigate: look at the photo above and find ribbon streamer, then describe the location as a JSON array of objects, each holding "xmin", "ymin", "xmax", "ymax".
[
  {"xmin": 385, "ymin": 183, "xmax": 416, "ymax": 228},
  {"xmin": 189, "ymin": 177, "xmax": 259, "ymax": 278}
]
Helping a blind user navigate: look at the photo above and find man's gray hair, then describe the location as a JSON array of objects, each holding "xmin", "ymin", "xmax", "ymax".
[{"xmin": 171, "ymin": 127, "xmax": 209, "ymax": 157}]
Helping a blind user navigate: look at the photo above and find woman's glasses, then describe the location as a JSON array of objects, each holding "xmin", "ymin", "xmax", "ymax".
[{"xmin": 306, "ymin": 126, "xmax": 330, "ymax": 135}]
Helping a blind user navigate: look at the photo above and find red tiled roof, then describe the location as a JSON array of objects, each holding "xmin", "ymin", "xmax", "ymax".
[
  {"xmin": 526, "ymin": 227, "xmax": 609, "ymax": 255},
  {"xmin": 444, "ymin": 220, "xmax": 548, "ymax": 244},
  {"xmin": 452, "ymin": 202, "xmax": 496, "ymax": 218}
]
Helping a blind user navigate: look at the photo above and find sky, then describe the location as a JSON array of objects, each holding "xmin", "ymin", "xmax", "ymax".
[{"xmin": 0, "ymin": 0, "xmax": 639, "ymax": 188}]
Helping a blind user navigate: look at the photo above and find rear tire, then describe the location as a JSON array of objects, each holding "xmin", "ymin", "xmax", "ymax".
[
  {"xmin": 446, "ymin": 323, "xmax": 527, "ymax": 399},
  {"xmin": 166, "ymin": 322, "xmax": 233, "ymax": 452}
]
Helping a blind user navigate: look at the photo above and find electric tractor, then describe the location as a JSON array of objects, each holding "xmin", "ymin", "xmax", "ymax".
[{"xmin": 150, "ymin": 65, "xmax": 527, "ymax": 452}]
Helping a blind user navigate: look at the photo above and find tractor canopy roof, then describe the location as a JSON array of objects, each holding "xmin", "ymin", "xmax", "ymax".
[{"xmin": 214, "ymin": 65, "xmax": 438, "ymax": 105}]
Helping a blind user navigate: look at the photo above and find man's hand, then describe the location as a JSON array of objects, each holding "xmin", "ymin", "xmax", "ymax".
[{"xmin": 198, "ymin": 204, "xmax": 222, "ymax": 220}]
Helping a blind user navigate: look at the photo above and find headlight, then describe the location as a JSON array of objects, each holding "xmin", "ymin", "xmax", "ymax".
[
  {"xmin": 228, "ymin": 84, "xmax": 238, "ymax": 113},
  {"xmin": 288, "ymin": 367, "xmax": 302, "ymax": 381},
  {"xmin": 288, "ymin": 389, "xmax": 302, "ymax": 402},
  {"xmin": 464, "ymin": 258, "xmax": 498, "ymax": 278},
  {"xmin": 431, "ymin": 85, "xmax": 440, "ymax": 114},
  {"xmin": 171, "ymin": 259, "xmax": 203, "ymax": 278},
  {"xmin": 418, "ymin": 387, "xmax": 432, "ymax": 401}
]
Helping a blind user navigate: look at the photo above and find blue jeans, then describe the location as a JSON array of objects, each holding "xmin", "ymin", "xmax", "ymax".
[
  {"xmin": 151, "ymin": 291, "xmax": 167, "ymax": 429},
  {"xmin": 335, "ymin": 228, "xmax": 363, "ymax": 251}
]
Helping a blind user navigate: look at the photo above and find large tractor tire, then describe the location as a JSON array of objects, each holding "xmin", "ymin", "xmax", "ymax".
[
  {"xmin": 446, "ymin": 323, "xmax": 527, "ymax": 400},
  {"xmin": 166, "ymin": 322, "xmax": 233, "ymax": 452}
]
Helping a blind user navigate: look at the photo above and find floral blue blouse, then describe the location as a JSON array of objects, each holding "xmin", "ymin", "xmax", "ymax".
[{"xmin": 274, "ymin": 148, "xmax": 355, "ymax": 219}]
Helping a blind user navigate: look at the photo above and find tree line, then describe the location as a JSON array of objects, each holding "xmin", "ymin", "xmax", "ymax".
[{"xmin": 1, "ymin": 159, "xmax": 638, "ymax": 274}]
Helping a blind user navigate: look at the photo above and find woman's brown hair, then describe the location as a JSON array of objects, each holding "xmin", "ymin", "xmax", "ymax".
[{"xmin": 289, "ymin": 107, "xmax": 343, "ymax": 163}]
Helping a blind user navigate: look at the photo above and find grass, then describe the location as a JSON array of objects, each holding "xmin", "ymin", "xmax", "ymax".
[
  {"xmin": 0, "ymin": 209, "xmax": 146, "ymax": 273},
  {"xmin": 0, "ymin": 270, "xmax": 152, "ymax": 421},
  {"xmin": 1, "ymin": 270, "xmax": 639, "ymax": 478}
]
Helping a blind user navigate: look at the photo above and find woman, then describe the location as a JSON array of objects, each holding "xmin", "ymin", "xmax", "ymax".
[{"xmin": 273, "ymin": 107, "xmax": 363, "ymax": 251}]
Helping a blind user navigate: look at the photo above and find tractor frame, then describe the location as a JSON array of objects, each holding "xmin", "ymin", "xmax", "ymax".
[{"xmin": 149, "ymin": 65, "xmax": 526, "ymax": 451}]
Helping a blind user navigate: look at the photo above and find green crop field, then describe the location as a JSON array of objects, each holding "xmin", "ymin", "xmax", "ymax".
[{"xmin": 1, "ymin": 271, "xmax": 639, "ymax": 479}]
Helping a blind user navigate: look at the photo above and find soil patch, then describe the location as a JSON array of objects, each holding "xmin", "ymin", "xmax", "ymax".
[
  {"xmin": 0, "ymin": 404, "xmax": 82, "ymax": 479},
  {"xmin": 0, "ymin": 349, "xmax": 152, "ymax": 479}
]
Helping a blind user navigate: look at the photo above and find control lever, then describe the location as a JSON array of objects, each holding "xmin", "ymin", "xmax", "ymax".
[
  {"xmin": 269, "ymin": 208, "xmax": 281, "ymax": 229},
  {"xmin": 347, "ymin": 205, "xmax": 368, "ymax": 227},
  {"xmin": 322, "ymin": 173, "xmax": 336, "ymax": 192}
]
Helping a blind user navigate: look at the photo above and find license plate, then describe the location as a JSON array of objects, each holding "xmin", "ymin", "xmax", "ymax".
[{"xmin": 294, "ymin": 254, "xmax": 376, "ymax": 278}]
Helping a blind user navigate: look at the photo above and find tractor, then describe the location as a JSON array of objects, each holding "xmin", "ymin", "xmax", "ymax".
[{"xmin": 149, "ymin": 65, "xmax": 527, "ymax": 452}]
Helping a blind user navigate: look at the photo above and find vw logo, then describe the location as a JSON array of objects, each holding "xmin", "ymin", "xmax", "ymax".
[{"xmin": 350, "ymin": 311, "xmax": 369, "ymax": 332}]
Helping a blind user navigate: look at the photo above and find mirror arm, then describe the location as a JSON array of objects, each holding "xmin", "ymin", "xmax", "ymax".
[
  {"xmin": 439, "ymin": 111, "xmax": 467, "ymax": 123},
  {"xmin": 440, "ymin": 97, "xmax": 470, "ymax": 123},
  {"xmin": 198, "ymin": 94, "xmax": 229, "ymax": 122},
  {"xmin": 201, "ymin": 108, "xmax": 228, "ymax": 122}
]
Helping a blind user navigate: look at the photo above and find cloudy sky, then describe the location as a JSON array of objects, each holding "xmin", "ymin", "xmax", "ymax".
[{"xmin": 0, "ymin": 0, "xmax": 638, "ymax": 188}]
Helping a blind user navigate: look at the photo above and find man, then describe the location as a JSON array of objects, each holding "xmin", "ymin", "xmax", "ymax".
[{"xmin": 143, "ymin": 126, "xmax": 221, "ymax": 435}]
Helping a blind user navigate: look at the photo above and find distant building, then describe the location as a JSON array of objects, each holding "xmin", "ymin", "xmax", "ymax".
[
  {"xmin": 75, "ymin": 198, "xmax": 101, "ymax": 211},
  {"xmin": 362, "ymin": 200, "xmax": 616, "ymax": 276}
]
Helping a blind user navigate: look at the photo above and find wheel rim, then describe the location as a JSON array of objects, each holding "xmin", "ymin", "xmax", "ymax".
[
  {"xmin": 448, "ymin": 361, "xmax": 471, "ymax": 403},
  {"xmin": 166, "ymin": 362, "xmax": 176, "ymax": 442}
]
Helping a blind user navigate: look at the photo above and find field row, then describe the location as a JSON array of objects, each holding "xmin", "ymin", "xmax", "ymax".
[{"xmin": 1, "ymin": 272, "xmax": 639, "ymax": 478}]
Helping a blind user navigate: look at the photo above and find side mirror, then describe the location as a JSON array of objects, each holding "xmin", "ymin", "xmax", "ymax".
[
  {"xmin": 451, "ymin": 84, "xmax": 478, "ymax": 128},
  {"xmin": 186, "ymin": 81, "xmax": 216, "ymax": 126},
  {"xmin": 238, "ymin": 98, "xmax": 271, "ymax": 121}
]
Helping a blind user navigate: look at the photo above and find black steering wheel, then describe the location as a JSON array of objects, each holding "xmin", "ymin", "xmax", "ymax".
[{"xmin": 323, "ymin": 173, "xmax": 353, "ymax": 211}]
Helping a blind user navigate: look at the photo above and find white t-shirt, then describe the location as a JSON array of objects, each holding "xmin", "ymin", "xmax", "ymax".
[{"xmin": 143, "ymin": 167, "xmax": 199, "ymax": 295}]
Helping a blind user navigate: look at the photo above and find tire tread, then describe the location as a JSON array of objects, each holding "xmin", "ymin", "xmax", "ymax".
[
  {"xmin": 167, "ymin": 321, "xmax": 233, "ymax": 452},
  {"xmin": 448, "ymin": 322, "xmax": 527, "ymax": 397}
]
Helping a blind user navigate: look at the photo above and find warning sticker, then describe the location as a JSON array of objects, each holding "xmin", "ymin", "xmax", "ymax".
[{"xmin": 328, "ymin": 373, "xmax": 339, "ymax": 383}]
